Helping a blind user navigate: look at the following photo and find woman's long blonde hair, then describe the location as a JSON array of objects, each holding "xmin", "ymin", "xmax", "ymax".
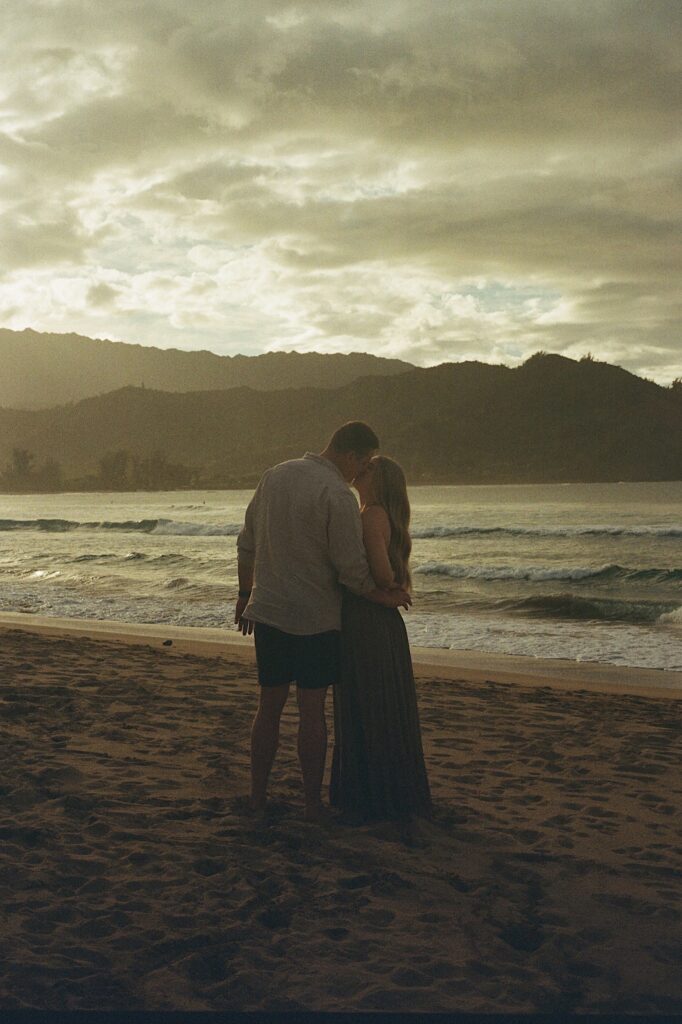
[{"xmin": 371, "ymin": 455, "xmax": 412, "ymax": 590}]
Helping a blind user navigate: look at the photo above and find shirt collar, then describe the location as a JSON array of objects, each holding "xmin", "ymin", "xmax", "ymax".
[{"xmin": 303, "ymin": 452, "xmax": 348, "ymax": 484}]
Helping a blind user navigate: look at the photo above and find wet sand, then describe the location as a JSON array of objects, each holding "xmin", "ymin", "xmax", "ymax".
[{"xmin": 1, "ymin": 616, "xmax": 681, "ymax": 1014}]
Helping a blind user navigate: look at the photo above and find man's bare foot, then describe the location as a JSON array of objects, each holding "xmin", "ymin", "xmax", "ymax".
[
  {"xmin": 304, "ymin": 803, "xmax": 332, "ymax": 826},
  {"xmin": 231, "ymin": 795, "xmax": 267, "ymax": 821},
  {"xmin": 248, "ymin": 796, "xmax": 269, "ymax": 824}
]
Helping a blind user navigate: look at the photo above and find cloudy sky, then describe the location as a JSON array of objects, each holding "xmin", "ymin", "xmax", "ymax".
[{"xmin": 1, "ymin": 0, "xmax": 680, "ymax": 382}]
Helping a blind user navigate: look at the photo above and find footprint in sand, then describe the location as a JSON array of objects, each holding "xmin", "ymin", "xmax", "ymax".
[
  {"xmin": 430, "ymin": 961, "xmax": 459, "ymax": 979},
  {"xmin": 499, "ymin": 922, "xmax": 546, "ymax": 952},
  {"xmin": 419, "ymin": 910, "xmax": 448, "ymax": 923},
  {"xmin": 337, "ymin": 873, "xmax": 373, "ymax": 890},
  {"xmin": 362, "ymin": 908, "xmax": 395, "ymax": 927},
  {"xmin": 390, "ymin": 966, "xmax": 433, "ymax": 988}
]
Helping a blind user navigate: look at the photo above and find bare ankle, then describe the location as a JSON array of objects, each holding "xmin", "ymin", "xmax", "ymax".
[{"xmin": 304, "ymin": 801, "xmax": 326, "ymax": 823}]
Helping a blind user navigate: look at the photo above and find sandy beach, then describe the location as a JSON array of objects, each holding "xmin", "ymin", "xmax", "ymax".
[{"xmin": 1, "ymin": 614, "xmax": 681, "ymax": 1014}]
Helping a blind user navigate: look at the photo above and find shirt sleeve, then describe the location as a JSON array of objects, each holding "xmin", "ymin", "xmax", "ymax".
[
  {"xmin": 327, "ymin": 489, "xmax": 376, "ymax": 595},
  {"xmin": 237, "ymin": 474, "xmax": 266, "ymax": 568}
]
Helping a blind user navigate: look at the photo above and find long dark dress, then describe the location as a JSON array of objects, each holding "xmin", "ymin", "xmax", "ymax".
[{"xmin": 329, "ymin": 589, "xmax": 432, "ymax": 822}]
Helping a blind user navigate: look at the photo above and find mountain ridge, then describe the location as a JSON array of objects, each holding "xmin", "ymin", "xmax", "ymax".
[{"xmin": 0, "ymin": 327, "xmax": 414, "ymax": 409}]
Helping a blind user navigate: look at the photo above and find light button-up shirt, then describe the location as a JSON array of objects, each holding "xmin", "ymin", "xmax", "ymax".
[{"xmin": 236, "ymin": 453, "xmax": 375, "ymax": 635}]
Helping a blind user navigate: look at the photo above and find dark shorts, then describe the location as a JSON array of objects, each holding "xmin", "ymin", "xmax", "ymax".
[{"xmin": 253, "ymin": 622, "xmax": 341, "ymax": 690}]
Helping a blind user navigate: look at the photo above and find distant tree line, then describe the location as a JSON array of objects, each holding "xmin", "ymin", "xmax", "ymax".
[
  {"xmin": 0, "ymin": 447, "xmax": 210, "ymax": 492},
  {"xmin": 0, "ymin": 448, "xmax": 64, "ymax": 492},
  {"xmin": 96, "ymin": 449, "xmax": 197, "ymax": 490}
]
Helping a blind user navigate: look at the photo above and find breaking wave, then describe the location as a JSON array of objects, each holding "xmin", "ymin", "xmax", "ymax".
[
  {"xmin": 0, "ymin": 518, "xmax": 241, "ymax": 536},
  {"xmin": 3, "ymin": 518, "xmax": 679, "ymax": 541},
  {"xmin": 414, "ymin": 562, "xmax": 682, "ymax": 584},
  {"xmin": 659, "ymin": 606, "xmax": 682, "ymax": 626},
  {"xmin": 412, "ymin": 524, "xmax": 682, "ymax": 539},
  {"xmin": 494, "ymin": 594, "xmax": 682, "ymax": 625}
]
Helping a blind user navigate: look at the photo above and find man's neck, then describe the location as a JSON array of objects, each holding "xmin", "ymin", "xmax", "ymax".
[{"xmin": 318, "ymin": 448, "xmax": 350, "ymax": 481}]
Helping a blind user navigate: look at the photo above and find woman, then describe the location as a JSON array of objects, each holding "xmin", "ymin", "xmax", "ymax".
[{"xmin": 330, "ymin": 455, "xmax": 432, "ymax": 823}]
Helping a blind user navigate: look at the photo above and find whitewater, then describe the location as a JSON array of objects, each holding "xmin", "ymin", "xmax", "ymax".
[{"xmin": 1, "ymin": 481, "xmax": 680, "ymax": 675}]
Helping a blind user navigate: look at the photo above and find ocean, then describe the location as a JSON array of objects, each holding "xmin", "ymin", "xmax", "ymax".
[{"xmin": 1, "ymin": 481, "xmax": 680, "ymax": 673}]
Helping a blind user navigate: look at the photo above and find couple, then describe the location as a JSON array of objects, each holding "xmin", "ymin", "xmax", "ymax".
[{"xmin": 235, "ymin": 421, "xmax": 431, "ymax": 825}]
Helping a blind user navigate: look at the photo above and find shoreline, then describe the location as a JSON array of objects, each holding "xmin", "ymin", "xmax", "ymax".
[
  {"xmin": 1, "ymin": 478, "xmax": 681, "ymax": 495},
  {"xmin": 2, "ymin": 610, "xmax": 680, "ymax": 699}
]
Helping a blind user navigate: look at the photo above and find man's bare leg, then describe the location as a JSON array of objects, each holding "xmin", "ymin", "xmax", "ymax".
[
  {"xmin": 297, "ymin": 686, "xmax": 329, "ymax": 822},
  {"xmin": 250, "ymin": 683, "xmax": 289, "ymax": 812}
]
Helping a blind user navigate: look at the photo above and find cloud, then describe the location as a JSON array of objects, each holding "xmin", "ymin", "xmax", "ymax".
[
  {"xmin": 0, "ymin": 0, "xmax": 679, "ymax": 381},
  {"xmin": 87, "ymin": 281, "xmax": 120, "ymax": 307},
  {"xmin": 0, "ymin": 203, "xmax": 94, "ymax": 270}
]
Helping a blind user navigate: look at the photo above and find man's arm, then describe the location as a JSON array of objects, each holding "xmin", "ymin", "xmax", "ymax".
[
  {"xmin": 327, "ymin": 491, "xmax": 411, "ymax": 610},
  {"xmin": 235, "ymin": 559, "xmax": 254, "ymax": 635},
  {"xmin": 361, "ymin": 505, "xmax": 395, "ymax": 589},
  {"xmin": 360, "ymin": 508, "xmax": 412, "ymax": 608},
  {"xmin": 235, "ymin": 482, "xmax": 261, "ymax": 635},
  {"xmin": 366, "ymin": 585, "xmax": 412, "ymax": 610}
]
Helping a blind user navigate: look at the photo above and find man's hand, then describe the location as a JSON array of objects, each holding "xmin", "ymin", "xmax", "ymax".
[
  {"xmin": 234, "ymin": 597, "xmax": 254, "ymax": 635},
  {"xmin": 379, "ymin": 588, "xmax": 412, "ymax": 610}
]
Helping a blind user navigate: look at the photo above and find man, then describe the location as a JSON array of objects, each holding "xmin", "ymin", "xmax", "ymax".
[{"xmin": 235, "ymin": 421, "xmax": 411, "ymax": 822}]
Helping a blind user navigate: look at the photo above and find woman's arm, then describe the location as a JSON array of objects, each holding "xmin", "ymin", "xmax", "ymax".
[{"xmin": 361, "ymin": 505, "xmax": 395, "ymax": 589}]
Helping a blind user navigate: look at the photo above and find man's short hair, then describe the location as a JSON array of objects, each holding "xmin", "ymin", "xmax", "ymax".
[{"xmin": 328, "ymin": 421, "xmax": 379, "ymax": 456}]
